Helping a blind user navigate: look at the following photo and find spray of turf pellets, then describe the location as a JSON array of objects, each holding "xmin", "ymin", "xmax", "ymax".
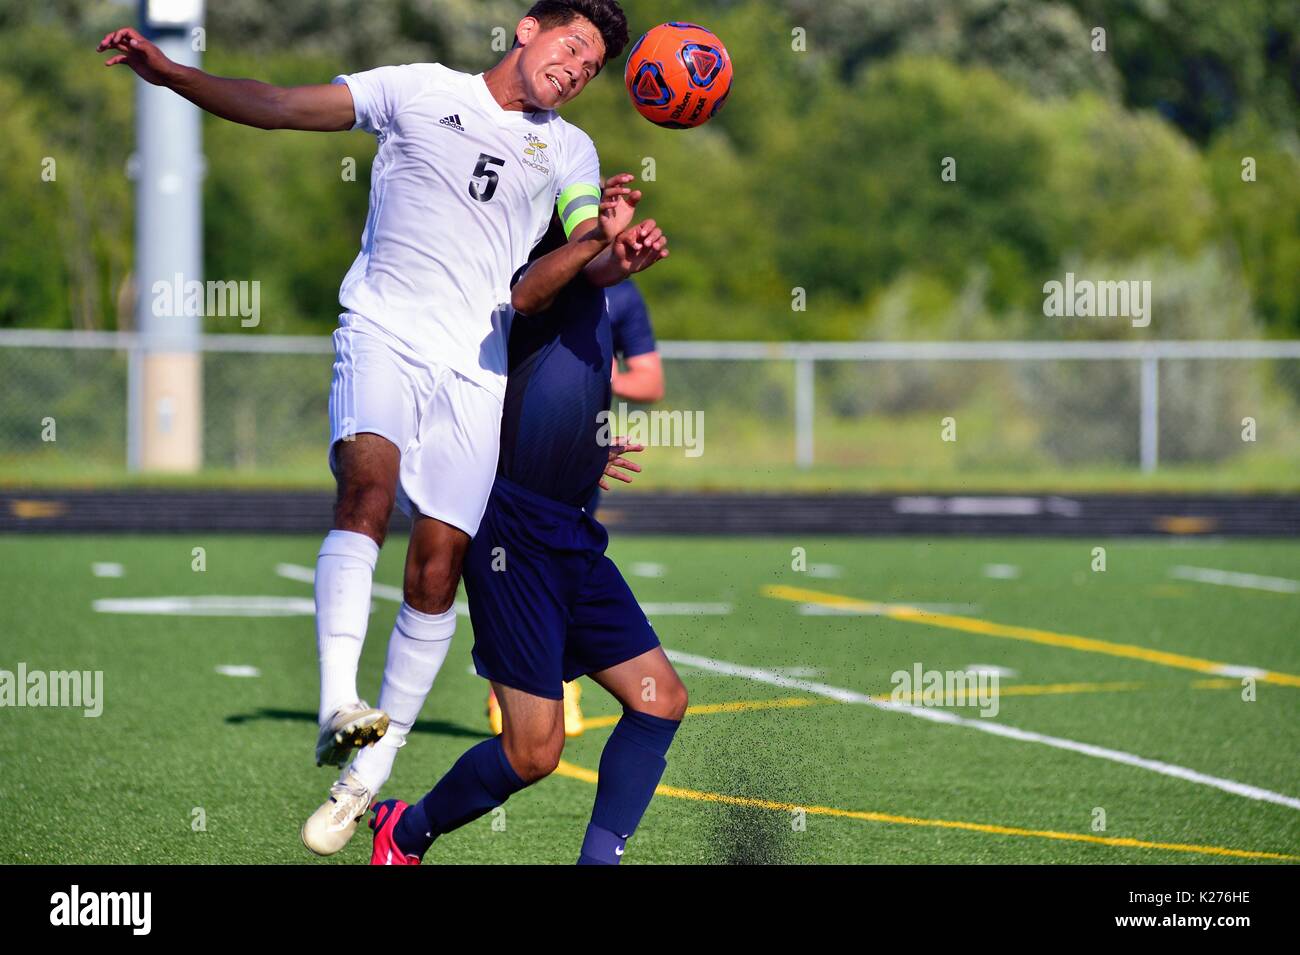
[{"xmin": 697, "ymin": 710, "xmax": 809, "ymax": 864}]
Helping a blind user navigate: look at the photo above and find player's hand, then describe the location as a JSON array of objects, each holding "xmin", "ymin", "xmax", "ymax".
[
  {"xmin": 599, "ymin": 439, "xmax": 644, "ymax": 490},
  {"xmin": 612, "ymin": 220, "xmax": 669, "ymax": 275},
  {"xmin": 596, "ymin": 174, "xmax": 642, "ymax": 244},
  {"xmin": 97, "ymin": 28, "xmax": 178, "ymax": 86}
]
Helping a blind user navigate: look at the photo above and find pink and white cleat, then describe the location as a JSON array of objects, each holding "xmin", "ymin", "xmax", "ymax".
[{"xmin": 369, "ymin": 799, "xmax": 421, "ymax": 866}]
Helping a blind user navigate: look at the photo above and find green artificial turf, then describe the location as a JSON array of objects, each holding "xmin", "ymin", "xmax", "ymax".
[{"xmin": 1, "ymin": 534, "xmax": 1296, "ymax": 864}]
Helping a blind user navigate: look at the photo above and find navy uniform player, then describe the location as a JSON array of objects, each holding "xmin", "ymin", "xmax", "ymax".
[
  {"xmin": 369, "ymin": 195, "xmax": 684, "ymax": 866},
  {"xmin": 606, "ymin": 279, "xmax": 665, "ymax": 407},
  {"xmin": 484, "ymin": 275, "xmax": 661, "ymax": 737}
]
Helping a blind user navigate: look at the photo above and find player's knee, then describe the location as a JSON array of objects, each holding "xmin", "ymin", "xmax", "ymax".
[
  {"xmin": 334, "ymin": 482, "xmax": 395, "ymax": 543},
  {"xmin": 507, "ymin": 738, "xmax": 563, "ymax": 784},
  {"xmin": 628, "ymin": 673, "xmax": 688, "ymax": 721},
  {"xmin": 404, "ymin": 556, "xmax": 461, "ymax": 614},
  {"xmin": 660, "ymin": 678, "xmax": 689, "ymax": 721}
]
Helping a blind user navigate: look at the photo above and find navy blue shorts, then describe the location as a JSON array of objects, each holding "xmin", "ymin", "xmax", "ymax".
[{"xmin": 464, "ymin": 476, "xmax": 660, "ymax": 700}]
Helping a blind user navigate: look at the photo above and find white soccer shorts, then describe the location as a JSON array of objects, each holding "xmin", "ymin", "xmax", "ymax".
[{"xmin": 328, "ymin": 316, "xmax": 502, "ymax": 537}]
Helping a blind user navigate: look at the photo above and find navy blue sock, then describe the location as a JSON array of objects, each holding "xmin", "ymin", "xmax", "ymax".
[
  {"xmin": 577, "ymin": 708, "xmax": 680, "ymax": 865},
  {"xmin": 395, "ymin": 736, "xmax": 527, "ymax": 858}
]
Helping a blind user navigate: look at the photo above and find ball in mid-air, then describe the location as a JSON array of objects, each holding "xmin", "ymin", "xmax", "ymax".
[{"xmin": 624, "ymin": 21, "xmax": 733, "ymax": 129}]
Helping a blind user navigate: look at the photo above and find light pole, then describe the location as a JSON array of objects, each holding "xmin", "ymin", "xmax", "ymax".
[{"xmin": 129, "ymin": 0, "xmax": 205, "ymax": 472}]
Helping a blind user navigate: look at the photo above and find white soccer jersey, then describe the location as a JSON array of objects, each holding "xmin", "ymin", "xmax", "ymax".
[{"xmin": 332, "ymin": 63, "xmax": 602, "ymax": 399}]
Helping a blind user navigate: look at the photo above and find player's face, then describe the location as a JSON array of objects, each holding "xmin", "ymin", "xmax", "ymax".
[{"xmin": 518, "ymin": 16, "xmax": 606, "ymax": 109}]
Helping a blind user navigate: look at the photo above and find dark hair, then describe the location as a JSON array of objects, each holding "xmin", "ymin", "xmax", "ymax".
[{"xmin": 524, "ymin": 0, "xmax": 629, "ymax": 64}]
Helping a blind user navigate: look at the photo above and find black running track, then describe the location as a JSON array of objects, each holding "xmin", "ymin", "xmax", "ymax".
[{"xmin": 1, "ymin": 489, "xmax": 1297, "ymax": 536}]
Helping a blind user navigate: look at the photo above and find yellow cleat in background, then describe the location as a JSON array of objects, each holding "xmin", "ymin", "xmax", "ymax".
[
  {"xmin": 563, "ymin": 680, "xmax": 585, "ymax": 737},
  {"xmin": 487, "ymin": 687, "xmax": 503, "ymax": 736},
  {"xmin": 485, "ymin": 681, "xmax": 584, "ymax": 737}
]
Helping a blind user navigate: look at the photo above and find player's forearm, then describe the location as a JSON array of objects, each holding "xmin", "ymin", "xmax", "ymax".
[
  {"xmin": 163, "ymin": 65, "xmax": 286, "ymax": 129},
  {"xmin": 612, "ymin": 367, "xmax": 665, "ymax": 403},
  {"xmin": 512, "ymin": 230, "xmax": 608, "ymax": 314},
  {"xmin": 582, "ymin": 247, "xmax": 632, "ymax": 288},
  {"xmin": 168, "ymin": 65, "xmax": 353, "ymax": 131}
]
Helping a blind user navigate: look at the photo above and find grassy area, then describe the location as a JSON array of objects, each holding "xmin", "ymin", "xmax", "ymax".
[{"xmin": 1, "ymin": 534, "xmax": 1297, "ymax": 864}]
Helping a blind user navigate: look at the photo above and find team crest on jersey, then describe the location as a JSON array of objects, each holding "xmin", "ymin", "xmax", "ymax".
[{"xmin": 521, "ymin": 133, "xmax": 551, "ymax": 174}]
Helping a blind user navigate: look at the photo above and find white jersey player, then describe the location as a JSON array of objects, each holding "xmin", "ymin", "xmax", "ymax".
[{"xmin": 98, "ymin": 0, "xmax": 633, "ymax": 856}]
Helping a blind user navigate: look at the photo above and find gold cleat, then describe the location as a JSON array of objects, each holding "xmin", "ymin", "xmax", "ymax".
[
  {"xmin": 563, "ymin": 680, "xmax": 585, "ymax": 737},
  {"xmin": 485, "ymin": 684, "xmax": 582, "ymax": 736},
  {"xmin": 315, "ymin": 700, "xmax": 389, "ymax": 767}
]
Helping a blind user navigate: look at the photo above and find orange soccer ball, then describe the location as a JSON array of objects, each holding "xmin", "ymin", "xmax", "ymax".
[{"xmin": 624, "ymin": 22, "xmax": 733, "ymax": 129}]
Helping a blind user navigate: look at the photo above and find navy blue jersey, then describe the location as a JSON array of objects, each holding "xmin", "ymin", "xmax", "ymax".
[
  {"xmin": 497, "ymin": 267, "xmax": 613, "ymax": 508},
  {"xmin": 606, "ymin": 279, "xmax": 657, "ymax": 360}
]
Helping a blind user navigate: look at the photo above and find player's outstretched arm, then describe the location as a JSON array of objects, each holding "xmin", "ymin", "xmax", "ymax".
[{"xmin": 97, "ymin": 27, "xmax": 355, "ymax": 132}]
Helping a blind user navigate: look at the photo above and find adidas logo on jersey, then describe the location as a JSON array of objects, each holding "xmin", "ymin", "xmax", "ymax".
[{"xmin": 439, "ymin": 114, "xmax": 465, "ymax": 132}]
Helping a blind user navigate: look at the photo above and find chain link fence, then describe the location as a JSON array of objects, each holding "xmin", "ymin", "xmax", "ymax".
[{"xmin": 1, "ymin": 331, "xmax": 1298, "ymax": 484}]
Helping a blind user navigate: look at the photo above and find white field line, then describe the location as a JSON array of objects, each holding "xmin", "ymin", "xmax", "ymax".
[
  {"xmin": 275, "ymin": 563, "xmax": 468, "ymax": 615},
  {"xmin": 983, "ymin": 564, "xmax": 1021, "ymax": 579},
  {"xmin": 771, "ymin": 665, "xmax": 821, "ymax": 678},
  {"xmin": 807, "ymin": 563, "xmax": 843, "ymax": 579},
  {"xmin": 94, "ymin": 596, "xmax": 316, "ymax": 616},
  {"xmin": 1170, "ymin": 565, "xmax": 1300, "ymax": 594},
  {"xmin": 274, "ymin": 564, "xmax": 727, "ymax": 618},
  {"xmin": 966, "ymin": 664, "xmax": 1018, "ymax": 678},
  {"xmin": 92, "ymin": 562, "xmax": 124, "ymax": 578},
  {"xmin": 664, "ymin": 649, "xmax": 1300, "ymax": 812},
  {"xmin": 776, "ymin": 585, "xmax": 1287, "ymax": 685},
  {"xmin": 215, "ymin": 665, "xmax": 261, "ymax": 677}
]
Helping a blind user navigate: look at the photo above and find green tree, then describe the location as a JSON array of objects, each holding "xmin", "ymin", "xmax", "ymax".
[
  {"xmin": 1042, "ymin": 92, "xmax": 1216, "ymax": 264},
  {"xmin": 1206, "ymin": 115, "xmax": 1300, "ymax": 336},
  {"xmin": 1064, "ymin": 0, "xmax": 1300, "ymax": 142},
  {"xmin": 0, "ymin": 22, "xmax": 133, "ymax": 329},
  {"xmin": 785, "ymin": 0, "xmax": 1122, "ymax": 99},
  {"xmin": 767, "ymin": 57, "xmax": 1059, "ymax": 314}
]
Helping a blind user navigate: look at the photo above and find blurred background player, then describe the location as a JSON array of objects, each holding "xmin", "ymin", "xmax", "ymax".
[
  {"xmin": 486, "ymin": 274, "xmax": 663, "ymax": 738},
  {"xmin": 596, "ymin": 276, "xmax": 665, "ymax": 512}
]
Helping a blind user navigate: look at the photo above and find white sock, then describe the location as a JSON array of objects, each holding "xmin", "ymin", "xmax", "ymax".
[
  {"xmin": 349, "ymin": 602, "xmax": 456, "ymax": 793},
  {"xmin": 315, "ymin": 529, "xmax": 380, "ymax": 725}
]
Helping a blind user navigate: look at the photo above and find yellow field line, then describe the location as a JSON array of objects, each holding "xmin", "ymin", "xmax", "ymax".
[
  {"xmin": 1191, "ymin": 678, "xmax": 1244, "ymax": 690},
  {"xmin": 763, "ymin": 584, "xmax": 1300, "ymax": 688},
  {"xmin": 552, "ymin": 760, "xmax": 1299, "ymax": 861},
  {"xmin": 581, "ymin": 696, "xmax": 819, "ymax": 730},
  {"xmin": 581, "ymin": 679, "xmax": 1234, "ymax": 730}
]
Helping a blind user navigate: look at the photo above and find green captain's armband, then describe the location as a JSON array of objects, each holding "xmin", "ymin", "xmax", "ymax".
[{"xmin": 558, "ymin": 183, "xmax": 601, "ymax": 237}]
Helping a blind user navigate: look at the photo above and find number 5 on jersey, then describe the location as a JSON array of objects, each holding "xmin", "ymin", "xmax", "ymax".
[{"xmin": 469, "ymin": 153, "xmax": 506, "ymax": 202}]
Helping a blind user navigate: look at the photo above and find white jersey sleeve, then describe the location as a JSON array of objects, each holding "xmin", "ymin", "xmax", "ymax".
[
  {"xmin": 552, "ymin": 126, "xmax": 602, "ymax": 240},
  {"xmin": 332, "ymin": 64, "xmax": 435, "ymax": 136}
]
